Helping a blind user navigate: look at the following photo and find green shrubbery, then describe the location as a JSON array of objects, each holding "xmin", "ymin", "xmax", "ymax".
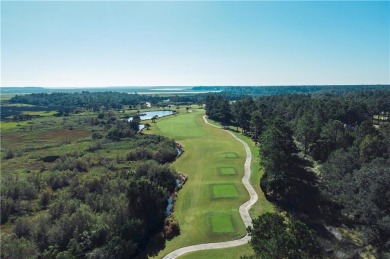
[
  {"xmin": 1, "ymin": 126, "xmax": 180, "ymax": 258},
  {"xmin": 246, "ymin": 213, "xmax": 323, "ymax": 259},
  {"xmin": 1, "ymin": 163, "xmax": 178, "ymax": 258}
]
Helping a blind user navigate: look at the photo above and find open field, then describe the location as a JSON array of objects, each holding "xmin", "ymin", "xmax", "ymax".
[
  {"xmin": 146, "ymin": 108, "xmax": 249, "ymax": 257},
  {"xmin": 0, "ymin": 121, "xmax": 31, "ymax": 130},
  {"xmin": 0, "ymin": 94, "xmax": 15, "ymax": 101},
  {"xmin": 21, "ymin": 111, "xmax": 58, "ymax": 116},
  {"xmin": 1, "ymin": 115, "xmax": 96, "ymax": 177}
]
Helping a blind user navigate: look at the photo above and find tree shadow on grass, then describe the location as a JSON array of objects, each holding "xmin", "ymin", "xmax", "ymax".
[{"xmin": 135, "ymin": 233, "xmax": 166, "ymax": 259}]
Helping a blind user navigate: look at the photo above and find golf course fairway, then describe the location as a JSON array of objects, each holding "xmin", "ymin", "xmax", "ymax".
[{"xmin": 147, "ymin": 108, "xmax": 248, "ymax": 257}]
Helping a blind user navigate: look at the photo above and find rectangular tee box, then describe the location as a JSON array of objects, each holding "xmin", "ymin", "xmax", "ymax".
[
  {"xmin": 212, "ymin": 184, "xmax": 239, "ymax": 198},
  {"xmin": 210, "ymin": 213, "xmax": 235, "ymax": 233}
]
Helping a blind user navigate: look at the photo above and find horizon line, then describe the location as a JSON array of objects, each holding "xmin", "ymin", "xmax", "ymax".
[{"xmin": 2, "ymin": 84, "xmax": 390, "ymax": 89}]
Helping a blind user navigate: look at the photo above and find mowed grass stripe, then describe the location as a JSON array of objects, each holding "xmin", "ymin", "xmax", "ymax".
[
  {"xmin": 146, "ymin": 109, "xmax": 248, "ymax": 257},
  {"xmin": 219, "ymin": 167, "xmax": 237, "ymax": 175}
]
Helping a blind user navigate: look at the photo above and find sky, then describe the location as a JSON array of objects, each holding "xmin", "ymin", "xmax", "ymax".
[{"xmin": 1, "ymin": 1, "xmax": 389, "ymax": 87}]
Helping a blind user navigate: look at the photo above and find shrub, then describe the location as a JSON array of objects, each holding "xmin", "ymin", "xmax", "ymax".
[
  {"xmin": 14, "ymin": 217, "xmax": 32, "ymax": 238},
  {"xmin": 0, "ymin": 234, "xmax": 38, "ymax": 259},
  {"xmin": 39, "ymin": 188, "xmax": 52, "ymax": 209},
  {"xmin": 54, "ymin": 156, "xmax": 88, "ymax": 172},
  {"xmin": 164, "ymin": 217, "xmax": 180, "ymax": 239},
  {"xmin": 1, "ymin": 197, "xmax": 13, "ymax": 224},
  {"xmin": 92, "ymin": 132, "xmax": 103, "ymax": 140},
  {"xmin": 4, "ymin": 148, "xmax": 14, "ymax": 159}
]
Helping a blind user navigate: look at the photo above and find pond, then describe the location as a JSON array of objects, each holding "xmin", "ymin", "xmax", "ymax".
[
  {"xmin": 165, "ymin": 196, "xmax": 173, "ymax": 216},
  {"xmin": 128, "ymin": 110, "xmax": 174, "ymax": 122}
]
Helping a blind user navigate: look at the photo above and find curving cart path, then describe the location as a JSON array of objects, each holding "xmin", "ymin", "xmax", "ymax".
[{"xmin": 163, "ymin": 116, "xmax": 258, "ymax": 259}]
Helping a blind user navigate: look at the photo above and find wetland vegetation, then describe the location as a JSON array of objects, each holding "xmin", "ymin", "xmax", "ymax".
[{"xmin": 1, "ymin": 93, "xmax": 187, "ymax": 258}]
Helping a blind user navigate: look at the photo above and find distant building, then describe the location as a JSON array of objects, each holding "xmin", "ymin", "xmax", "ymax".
[{"xmin": 139, "ymin": 102, "xmax": 151, "ymax": 108}]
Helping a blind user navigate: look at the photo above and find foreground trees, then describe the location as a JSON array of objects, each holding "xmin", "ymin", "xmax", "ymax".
[
  {"xmin": 259, "ymin": 118, "xmax": 320, "ymax": 215},
  {"xmin": 245, "ymin": 213, "xmax": 323, "ymax": 259},
  {"xmin": 1, "ymin": 163, "xmax": 178, "ymax": 258},
  {"xmin": 321, "ymin": 157, "xmax": 390, "ymax": 250}
]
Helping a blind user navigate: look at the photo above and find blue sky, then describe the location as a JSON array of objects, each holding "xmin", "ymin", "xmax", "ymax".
[{"xmin": 1, "ymin": 1, "xmax": 389, "ymax": 87}]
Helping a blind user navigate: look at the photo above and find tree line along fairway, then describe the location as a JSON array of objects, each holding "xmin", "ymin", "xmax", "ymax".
[{"xmin": 146, "ymin": 108, "xmax": 249, "ymax": 257}]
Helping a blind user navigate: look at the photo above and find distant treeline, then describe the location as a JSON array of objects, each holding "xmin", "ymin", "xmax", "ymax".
[
  {"xmin": 0, "ymin": 105, "xmax": 62, "ymax": 120},
  {"xmin": 9, "ymin": 92, "xmax": 166, "ymax": 110},
  {"xmin": 194, "ymin": 85, "xmax": 390, "ymax": 96},
  {"xmin": 206, "ymin": 89, "xmax": 390, "ymax": 257},
  {"xmin": 7, "ymin": 91, "xmax": 203, "ymax": 110},
  {"xmin": 1, "ymin": 87, "xmax": 191, "ymax": 94}
]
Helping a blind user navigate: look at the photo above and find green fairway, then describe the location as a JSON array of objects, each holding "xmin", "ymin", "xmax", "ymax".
[
  {"xmin": 210, "ymin": 213, "xmax": 234, "ymax": 233},
  {"xmin": 195, "ymin": 117, "xmax": 274, "ymax": 218},
  {"xmin": 211, "ymin": 184, "xmax": 239, "ymax": 198},
  {"xmin": 147, "ymin": 108, "xmax": 248, "ymax": 257},
  {"xmin": 151, "ymin": 111, "xmax": 207, "ymax": 139},
  {"xmin": 175, "ymin": 117, "xmax": 274, "ymax": 259}
]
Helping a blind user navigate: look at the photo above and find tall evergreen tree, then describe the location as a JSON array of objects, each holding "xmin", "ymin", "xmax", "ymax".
[
  {"xmin": 246, "ymin": 213, "xmax": 323, "ymax": 259},
  {"xmin": 259, "ymin": 118, "xmax": 297, "ymax": 203}
]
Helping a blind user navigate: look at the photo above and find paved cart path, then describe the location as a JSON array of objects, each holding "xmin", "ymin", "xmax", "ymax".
[{"xmin": 163, "ymin": 116, "xmax": 258, "ymax": 259}]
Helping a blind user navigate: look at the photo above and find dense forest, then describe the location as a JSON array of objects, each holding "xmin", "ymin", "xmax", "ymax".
[
  {"xmin": 194, "ymin": 85, "xmax": 390, "ymax": 96},
  {"xmin": 206, "ymin": 90, "xmax": 390, "ymax": 257},
  {"xmin": 1, "ymin": 111, "xmax": 182, "ymax": 258}
]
